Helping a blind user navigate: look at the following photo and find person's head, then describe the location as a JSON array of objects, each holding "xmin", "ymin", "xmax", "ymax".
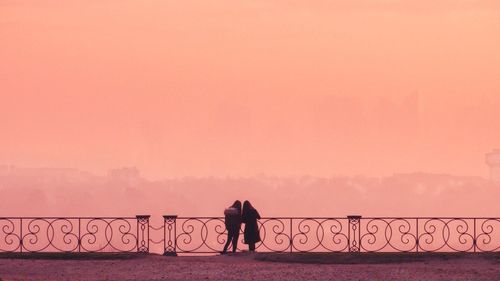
[
  {"xmin": 231, "ymin": 200, "xmax": 242, "ymax": 212},
  {"xmin": 242, "ymin": 200, "xmax": 253, "ymax": 212}
]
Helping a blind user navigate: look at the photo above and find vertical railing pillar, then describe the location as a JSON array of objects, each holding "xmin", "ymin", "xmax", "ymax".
[
  {"xmin": 163, "ymin": 215, "xmax": 178, "ymax": 256},
  {"xmin": 416, "ymin": 218, "xmax": 419, "ymax": 253},
  {"xmin": 473, "ymin": 218, "xmax": 477, "ymax": 253},
  {"xmin": 347, "ymin": 215, "xmax": 362, "ymax": 252},
  {"xmin": 136, "ymin": 215, "xmax": 150, "ymax": 253},
  {"xmin": 78, "ymin": 218, "xmax": 81, "ymax": 253},
  {"xmin": 19, "ymin": 218, "xmax": 23, "ymax": 253}
]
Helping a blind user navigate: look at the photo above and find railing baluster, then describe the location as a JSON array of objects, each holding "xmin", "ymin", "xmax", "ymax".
[
  {"xmin": 136, "ymin": 215, "xmax": 150, "ymax": 253},
  {"xmin": 473, "ymin": 218, "xmax": 476, "ymax": 253},
  {"xmin": 20, "ymin": 218, "xmax": 23, "ymax": 253},
  {"xmin": 347, "ymin": 215, "xmax": 361, "ymax": 252},
  {"xmin": 78, "ymin": 218, "xmax": 81, "ymax": 253},
  {"xmin": 163, "ymin": 215, "xmax": 178, "ymax": 256},
  {"xmin": 416, "ymin": 218, "xmax": 419, "ymax": 253},
  {"xmin": 163, "ymin": 217, "xmax": 166, "ymax": 255}
]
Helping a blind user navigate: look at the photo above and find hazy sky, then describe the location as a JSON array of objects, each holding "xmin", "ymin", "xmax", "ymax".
[{"xmin": 1, "ymin": 1, "xmax": 499, "ymax": 179}]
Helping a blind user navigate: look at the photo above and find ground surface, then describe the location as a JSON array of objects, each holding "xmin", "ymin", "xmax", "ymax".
[{"xmin": 0, "ymin": 253, "xmax": 499, "ymax": 281}]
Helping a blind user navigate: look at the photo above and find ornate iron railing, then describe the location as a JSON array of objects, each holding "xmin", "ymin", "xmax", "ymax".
[
  {"xmin": 160, "ymin": 216, "xmax": 500, "ymax": 255},
  {"xmin": 0, "ymin": 216, "xmax": 150, "ymax": 253},
  {"xmin": 2, "ymin": 215, "xmax": 499, "ymax": 254}
]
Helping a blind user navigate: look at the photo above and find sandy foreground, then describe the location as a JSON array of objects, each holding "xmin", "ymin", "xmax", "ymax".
[{"xmin": 0, "ymin": 254, "xmax": 499, "ymax": 281}]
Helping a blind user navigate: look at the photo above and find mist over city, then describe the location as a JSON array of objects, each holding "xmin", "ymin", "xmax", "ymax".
[
  {"xmin": 1, "ymin": 1, "xmax": 499, "ymax": 280},
  {"xmin": 1, "ymin": 164, "xmax": 498, "ymax": 217}
]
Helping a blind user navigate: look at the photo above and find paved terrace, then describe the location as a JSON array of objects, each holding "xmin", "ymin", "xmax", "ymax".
[{"xmin": 0, "ymin": 252, "xmax": 499, "ymax": 281}]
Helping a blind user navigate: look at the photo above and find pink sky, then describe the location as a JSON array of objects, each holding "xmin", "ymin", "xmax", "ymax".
[{"xmin": 1, "ymin": 1, "xmax": 499, "ymax": 179}]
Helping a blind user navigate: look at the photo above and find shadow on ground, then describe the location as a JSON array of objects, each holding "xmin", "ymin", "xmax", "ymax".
[
  {"xmin": 0, "ymin": 252, "xmax": 146, "ymax": 260},
  {"xmin": 0, "ymin": 252, "xmax": 499, "ymax": 264},
  {"xmin": 254, "ymin": 252, "xmax": 500, "ymax": 264}
]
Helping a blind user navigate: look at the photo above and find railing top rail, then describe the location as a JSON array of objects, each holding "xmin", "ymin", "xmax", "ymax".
[
  {"xmin": 175, "ymin": 216, "xmax": 347, "ymax": 219},
  {"xmin": 0, "ymin": 217, "xmax": 137, "ymax": 219},
  {"xmin": 0, "ymin": 216, "xmax": 500, "ymax": 220},
  {"xmin": 361, "ymin": 217, "xmax": 500, "ymax": 219},
  {"xmin": 175, "ymin": 216, "xmax": 500, "ymax": 219}
]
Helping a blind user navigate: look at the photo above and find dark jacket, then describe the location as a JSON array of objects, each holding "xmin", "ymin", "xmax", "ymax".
[
  {"xmin": 242, "ymin": 208, "xmax": 261, "ymax": 244},
  {"xmin": 224, "ymin": 207, "xmax": 242, "ymax": 232}
]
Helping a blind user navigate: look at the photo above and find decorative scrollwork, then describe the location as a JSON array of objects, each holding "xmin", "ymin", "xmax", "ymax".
[
  {"xmin": 175, "ymin": 218, "xmax": 227, "ymax": 253},
  {"xmin": 418, "ymin": 218, "xmax": 475, "ymax": 252},
  {"xmin": 2, "ymin": 216, "xmax": 499, "ymax": 254},
  {"xmin": 0, "ymin": 219, "xmax": 21, "ymax": 252},
  {"xmin": 166, "ymin": 216, "xmax": 500, "ymax": 254},
  {"xmin": 80, "ymin": 218, "xmax": 137, "ymax": 252},
  {"xmin": 291, "ymin": 218, "xmax": 348, "ymax": 252},
  {"xmin": 360, "ymin": 218, "xmax": 417, "ymax": 252},
  {"xmin": 258, "ymin": 218, "xmax": 291, "ymax": 252},
  {"xmin": 0, "ymin": 217, "xmax": 140, "ymax": 253},
  {"xmin": 476, "ymin": 219, "xmax": 500, "ymax": 252}
]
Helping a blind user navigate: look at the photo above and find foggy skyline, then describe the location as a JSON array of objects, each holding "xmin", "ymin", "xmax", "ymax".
[
  {"xmin": 1, "ymin": 1, "xmax": 499, "ymax": 179},
  {"xmin": 1, "ymin": 163, "xmax": 498, "ymax": 217}
]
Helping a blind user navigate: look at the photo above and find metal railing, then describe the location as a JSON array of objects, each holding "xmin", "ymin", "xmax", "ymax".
[
  {"xmin": 160, "ymin": 216, "xmax": 500, "ymax": 255},
  {"xmin": 0, "ymin": 216, "xmax": 150, "ymax": 253},
  {"xmin": 2, "ymin": 216, "xmax": 499, "ymax": 254}
]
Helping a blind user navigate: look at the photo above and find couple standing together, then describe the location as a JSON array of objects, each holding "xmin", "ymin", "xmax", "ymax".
[{"xmin": 221, "ymin": 200, "xmax": 261, "ymax": 254}]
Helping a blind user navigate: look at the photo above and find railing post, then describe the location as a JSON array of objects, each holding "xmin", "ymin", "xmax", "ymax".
[
  {"xmin": 416, "ymin": 218, "xmax": 419, "ymax": 253},
  {"xmin": 163, "ymin": 215, "xmax": 178, "ymax": 256},
  {"xmin": 78, "ymin": 218, "xmax": 81, "ymax": 253},
  {"xmin": 20, "ymin": 218, "xmax": 23, "ymax": 253},
  {"xmin": 473, "ymin": 218, "xmax": 476, "ymax": 253},
  {"xmin": 136, "ymin": 215, "xmax": 150, "ymax": 253},
  {"xmin": 347, "ymin": 215, "xmax": 362, "ymax": 252}
]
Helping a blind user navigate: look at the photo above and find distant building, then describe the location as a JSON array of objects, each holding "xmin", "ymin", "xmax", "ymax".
[
  {"xmin": 485, "ymin": 149, "xmax": 500, "ymax": 182},
  {"xmin": 107, "ymin": 167, "xmax": 142, "ymax": 184},
  {"xmin": 0, "ymin": 164, "xmax": 14, "ymax": 176}
]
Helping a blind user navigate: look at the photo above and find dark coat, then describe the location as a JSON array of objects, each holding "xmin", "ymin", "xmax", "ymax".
[
  {"xmin": 224, "ymin": 207, "xmax": 242, "ymax": 233},
  {"xmin": 242, "ymin": 208, "xmax": 261, "ymax": 244}
]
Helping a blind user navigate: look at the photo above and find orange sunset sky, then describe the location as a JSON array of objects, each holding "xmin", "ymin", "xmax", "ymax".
[{"xmin": 1, "ymin": 0, "xmax": 499, "ymax": 179}]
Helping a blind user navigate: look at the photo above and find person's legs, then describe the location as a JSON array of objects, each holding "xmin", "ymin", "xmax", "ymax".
[
  {"xmin": 232, "ymin": 232, "xmax": 240, "ymax": 253},
  {"xmin": 249, "ymin": 243, "xmax": 255, "ymax": 252},
  {"xmin": 222, "ymin": 230, "xmax": 234, "ymax": 254}
]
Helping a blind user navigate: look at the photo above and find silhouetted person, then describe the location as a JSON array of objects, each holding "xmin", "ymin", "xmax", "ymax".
[
  {"xmin": 221, "ymin": 200, "xmax": 242, "ymax": 254},
  {"xmin": 242, "ymin": 200, "xmax": 261, "ymax": 252}
]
